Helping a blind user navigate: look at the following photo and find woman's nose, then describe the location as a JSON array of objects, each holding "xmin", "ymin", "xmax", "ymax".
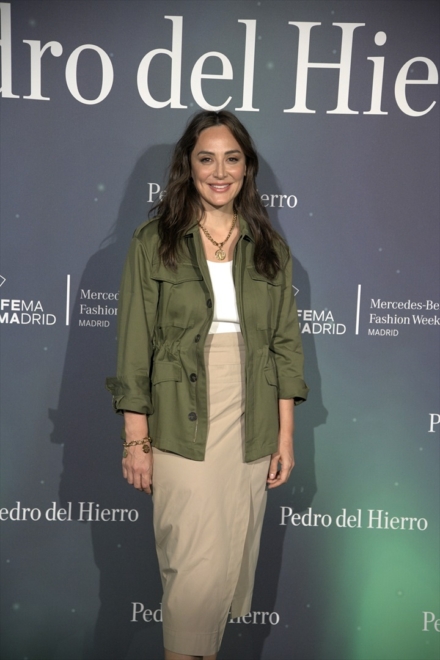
[{"xmin": 213, "ymin": 160, "xmax": 226, "ymax": 178}]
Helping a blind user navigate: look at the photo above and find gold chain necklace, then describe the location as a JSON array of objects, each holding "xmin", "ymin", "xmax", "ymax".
[{"xmin": 198, "ymin": 213, "xmax": 237, "ymax": 261}]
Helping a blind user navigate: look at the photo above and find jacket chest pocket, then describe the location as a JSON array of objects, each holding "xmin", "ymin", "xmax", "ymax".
[
  {"xmin": 151, "ymin": 261, "xmax": 205, "ymax": 330},
  {"xmin": 246, "ymin": 266, "xmax": 282, "ymax": 331}
]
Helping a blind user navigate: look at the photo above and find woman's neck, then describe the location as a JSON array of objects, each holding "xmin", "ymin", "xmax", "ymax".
[{"xmin": 200, "ymin": 207, "xmax": 236, "ymax": 230}]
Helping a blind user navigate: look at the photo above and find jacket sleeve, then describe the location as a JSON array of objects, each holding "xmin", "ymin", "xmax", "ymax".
[
  {"xmin": 105, "ymin": 236, "xmax": 159, "ymax": 415},
  {"xmin": 271, "ymin": 249, "xmax": 309, "ymax": 404}
]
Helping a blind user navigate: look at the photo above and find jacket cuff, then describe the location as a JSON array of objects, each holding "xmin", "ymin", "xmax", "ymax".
[
  {"xmin": 105, "ymin": 377, "xmax": 154, "ymax": 416},
  {"xmin": 278, "ymin": 378, "xmax": 309, "ymax": 405}
]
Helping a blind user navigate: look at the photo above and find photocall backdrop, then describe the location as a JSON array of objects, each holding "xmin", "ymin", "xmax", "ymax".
[{"xmin": 0, "ymin": 1, "xmax": 439, "ymax": 659}]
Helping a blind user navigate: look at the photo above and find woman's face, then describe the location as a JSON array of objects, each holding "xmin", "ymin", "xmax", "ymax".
[{"xmin": 190, "ymin": 125, "xmax": 247, "ymax": 214}]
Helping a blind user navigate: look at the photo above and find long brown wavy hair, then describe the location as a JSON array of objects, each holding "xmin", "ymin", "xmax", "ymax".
[{"xmin": 151, "ymin": 110, "xmax": 282, "ymax": 280}]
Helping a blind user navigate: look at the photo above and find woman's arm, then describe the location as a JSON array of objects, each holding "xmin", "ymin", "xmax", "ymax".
[
  {"xmin": 271, "ymin": 250, "xmax": 308, "ymax": 404},
  {"xmin": 122, "ymin": 411, "xmax": 153, "ymax": 494},
  {"xmin": 107, "ymin": 232, "xmax": 159, "ymax": 495},
  {"xmin": 266, "ymin": 398, "xmax": 295, "ymax": 489},
  {"xmin": 106, "ymin": 235, "xmax": 159, "ymax": 416}
]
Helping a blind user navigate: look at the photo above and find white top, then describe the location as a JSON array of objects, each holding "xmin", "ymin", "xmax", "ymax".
[{"xmin": 207, "ymin": 260, "xmax": 241, "ymax": 334}]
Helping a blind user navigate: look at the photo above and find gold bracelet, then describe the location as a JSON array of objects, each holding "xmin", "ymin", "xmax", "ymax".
[
  {"xmin": 122, "ymin": 436, "xmax": 152, "ymax": 457},
  {"xmin": 123, "ymin": 436, "xmax": 152, "ymax": 447}
]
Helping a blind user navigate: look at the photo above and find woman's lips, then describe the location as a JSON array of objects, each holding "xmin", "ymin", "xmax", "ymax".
[{"xmin": 208, "ymin": 184, "xmax": 231, "ymax": 192}]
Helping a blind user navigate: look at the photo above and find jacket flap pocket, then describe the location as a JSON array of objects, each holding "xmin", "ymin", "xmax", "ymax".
[
  {"xmin": 264, "ymin": 367, "xmax": 278, "ymax": 387},
  {"xmin": 152, "ymin": 361, "xmax": 182, "ymax": 384},
  {"xmin": 151, "ymin": 262, "xmax": 203, "ymax": 284},
  {"xmin": 260, "ymin": 346, "xmax": 278, "ymax": 386},
  {"xmin": 247, "ymin": 266, "xmax": 282, "ymax": 286}
]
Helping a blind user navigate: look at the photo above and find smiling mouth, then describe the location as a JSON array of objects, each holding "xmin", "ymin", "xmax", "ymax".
[{"xmin": 208, "ymin": 184, "xmax": 231, "ymax": 192}]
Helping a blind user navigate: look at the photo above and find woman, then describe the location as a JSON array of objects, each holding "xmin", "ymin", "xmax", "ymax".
[{"xmin": 106, "ymin": 110, "xmax": 308, "ymax": 660}]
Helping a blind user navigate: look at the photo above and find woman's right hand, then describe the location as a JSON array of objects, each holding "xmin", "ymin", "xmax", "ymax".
[
  {"xmin": 122, "ymin": 445, "xmax": 153, "ymax": 494},
  {"xmin": 122, "ymin": 411, "xmax": 153, "ymax": 494}
]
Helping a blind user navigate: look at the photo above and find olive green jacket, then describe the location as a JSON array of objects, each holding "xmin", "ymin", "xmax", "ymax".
[{"xmin": 106, "ymin": 216, "xmax": 308, "ymax": 462}]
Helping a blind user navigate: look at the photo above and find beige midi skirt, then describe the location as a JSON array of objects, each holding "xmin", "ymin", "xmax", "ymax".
[{"xmin": 152, "ymin": 332, "xmax": 271, "ymax": 657}]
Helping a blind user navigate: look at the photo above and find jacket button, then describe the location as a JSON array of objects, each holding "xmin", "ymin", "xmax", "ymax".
[
  {"xmin": 206, "ymin": 298, "xmax": 212, "ymax": 308},
  {"xmin": 190, "ymin": 373, "xmax": 197, "ymax": 382},
  {"xmin": 194, "ymin": 334, "xmax": 201, "ymax": 343},
  {"xmin": 188, "ymin": 412, "xmax": 197, "ymax": 421}
]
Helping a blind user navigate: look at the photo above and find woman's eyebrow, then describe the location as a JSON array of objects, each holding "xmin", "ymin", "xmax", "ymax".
[{"xmin": 196, "ymin": 149, "xmax": 242, "ymax": 156}]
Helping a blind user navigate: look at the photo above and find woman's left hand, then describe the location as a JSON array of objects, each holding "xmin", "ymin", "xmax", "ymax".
[
  {"xmin": 266, "ymin": 436, "xmax": 295, "ymax": 489},
  {"xmin": 267, "ymin": 399, "xmax": 295, "ymax": 489}
]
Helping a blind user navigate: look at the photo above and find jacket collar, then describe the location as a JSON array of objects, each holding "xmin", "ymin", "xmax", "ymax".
[{"xmin": 184, "ymin": 215, "xmax": 254, "ymax": 242}]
